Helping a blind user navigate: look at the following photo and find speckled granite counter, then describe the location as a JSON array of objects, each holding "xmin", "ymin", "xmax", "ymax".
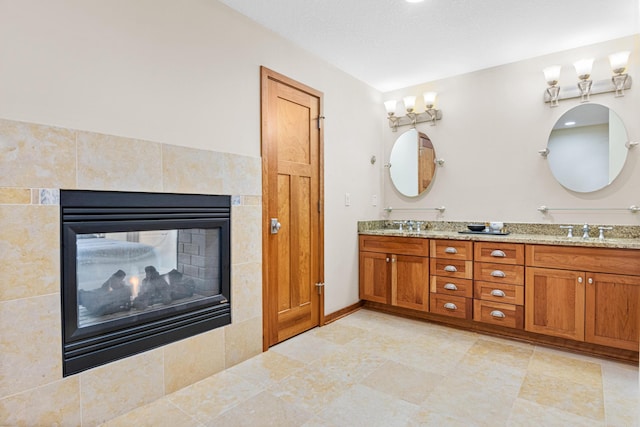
[{"xmin": 358, "ymin": 220, "xmax": 640, "ymax": 250}]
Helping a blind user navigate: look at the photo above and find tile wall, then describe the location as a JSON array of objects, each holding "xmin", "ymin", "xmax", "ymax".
[{"xmin": 0, "ymin": 118, "xmax": 263, "ymax": 426}]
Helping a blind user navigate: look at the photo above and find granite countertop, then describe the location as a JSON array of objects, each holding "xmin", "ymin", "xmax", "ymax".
[{"xmin": 358, "ymin": 221, "xmax": 640, "ymax": 250}]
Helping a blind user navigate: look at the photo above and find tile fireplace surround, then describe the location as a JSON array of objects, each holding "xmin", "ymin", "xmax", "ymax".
[{"xmin": 0, "ymin": 118, "xmax": 263, "ymax": 426}]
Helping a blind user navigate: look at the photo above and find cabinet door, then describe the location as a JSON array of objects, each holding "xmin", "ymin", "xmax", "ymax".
[
  {"xmin": 586, "ymin": 273, "xmax": 640, "ymax": 351},
  {"xmin": 392, "ymin": 254, "xmax": 429, "ymax": 311},
  {"xmin": 525, "ymin": 267, "xmax": 585, "ymax": 341},
  {"xmin": 359, "ymin": 251, "xmax": 390, "ymax": 303}
]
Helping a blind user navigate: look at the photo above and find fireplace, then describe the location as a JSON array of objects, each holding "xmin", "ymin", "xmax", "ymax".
[{"xmin": 60, "ymin": 190, "xmax": 231, "ymax": 376}]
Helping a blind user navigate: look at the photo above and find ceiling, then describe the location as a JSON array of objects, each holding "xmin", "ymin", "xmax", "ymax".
[{"xmin": 219, "ymin": 0, "xmax": 640, "ymax": 92}]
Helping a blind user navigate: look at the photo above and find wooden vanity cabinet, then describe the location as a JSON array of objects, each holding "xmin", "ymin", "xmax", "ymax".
[
  {"xmin": 429, "ymin": 240, "xmax": 473, "ymax": 319},
  {"xmin": 473, "ymin": 242, "xmax": 525, "ymax": 329},
  {"xmin": 586, "ymin": 273, "xmax": 640, "ymax": 351},
  {"xmin": 359, "ymin": 235, "xmax": 430, "ymax": 311},
  {"xmin": 525, "ymin": 245, "xmax": 640, "ymax": 350}
]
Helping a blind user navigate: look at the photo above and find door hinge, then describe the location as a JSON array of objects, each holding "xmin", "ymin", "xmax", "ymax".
[
  {"xmin": 317, "ymin": 115, "xmax": 325, "ymax": 129},
  {"xmin": 315, "ymin": 282, "xmax": 324, "ymax": 295}
]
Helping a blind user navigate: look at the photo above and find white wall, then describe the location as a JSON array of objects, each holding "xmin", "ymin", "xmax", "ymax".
[
  {"xmin": 0, "ymin": 0, "xmax": 382, "ymax": 314},
  {"xmin": 381, "ymin": 35, "xmax": 640, "ymax": 226}
]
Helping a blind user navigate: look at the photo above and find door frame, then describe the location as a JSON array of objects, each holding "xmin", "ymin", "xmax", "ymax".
[{"xmin": 260, "ymin": 66, "xmax": 325, "ymax": 351}]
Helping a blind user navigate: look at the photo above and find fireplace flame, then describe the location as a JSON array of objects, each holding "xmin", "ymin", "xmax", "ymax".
[{"xmin": 129, "ymin": 275, "xmax": 140, "ymax": 298}]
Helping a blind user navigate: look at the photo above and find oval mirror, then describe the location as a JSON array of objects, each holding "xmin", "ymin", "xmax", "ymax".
[
  {"xmin": 389, "ymin": 129, "xmax": 436, "ymax": 197},
  {"xmin": 546, "ymin": 104, "xmax": 628, "ymax": 193}
]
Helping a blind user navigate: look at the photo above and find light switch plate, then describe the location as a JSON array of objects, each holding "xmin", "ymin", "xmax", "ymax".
[{"xmin": 345, "ymin": 193, "xmax": 351, "ymax": 206}]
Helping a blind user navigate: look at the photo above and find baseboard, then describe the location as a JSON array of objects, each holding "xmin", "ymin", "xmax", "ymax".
[{"xmin": 323, "ymin": 300, "xmax": 365, "ymax": 324}]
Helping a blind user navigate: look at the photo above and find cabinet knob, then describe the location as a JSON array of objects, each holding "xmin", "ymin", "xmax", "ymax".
[
  {"xmin": 490, "ymin": 270, "xmax": 506, "ymax": 278},
  {"xmin": 445, "ymin": 247, "xmax": 458, "ymax": 254},
  {"xmin": 578, "ymin": 276, "xmax": 583, "ymax": 283},
  {"xmin": 386, "ymin": 257, "xmax": 390, "ymax": 263},
  {"xmin": 490, "ymin": 310, "xmax": 506, "ymax": 318},
  {"xmin": 443, "ymin": 302, "xmax": 458, "ymax": 310},
  {"xmin": 588, "ymin": 277, "xmax": 593, "ymax": 284},
  {"xmin": 490, "ymin": 289, "xmax": 506, "ymax": 297},
  {"xmin": 490, "ymin": 250, "xmax": 506, "ymax": 258},
  {"xmin": 443, "ymin": 283, "xmax": 458, "ymax": 291}
]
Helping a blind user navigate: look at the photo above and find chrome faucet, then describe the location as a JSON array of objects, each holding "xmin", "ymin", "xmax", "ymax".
[
  {"xmin": 559, "ymin": 225, "xmax": 574, "ymax": 238},
  {"xmin": 598, "ymin": 226, "xmax": 613, "ymax": 240},
  {"xmin": 405, "ymin": 220, "xmax": 415, "ymax": 232},
  {"xmin": 393, "ymin": 221, "xmax": 404, "ymax": 231},
  {"xmin": 582, "ymin": 223, "xmax": 590, "ymax": 239}
]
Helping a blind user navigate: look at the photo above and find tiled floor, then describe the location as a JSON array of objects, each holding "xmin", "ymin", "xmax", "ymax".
[{"xmin": 102, "ymin": 309, "xmax": 639, "ymax": 426}]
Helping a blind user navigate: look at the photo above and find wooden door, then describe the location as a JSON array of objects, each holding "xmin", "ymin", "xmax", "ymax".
[
  {"xmin": 392, "ymin": 254, "xmax": 429, "ymax": 311},
  {"xmin": 585, "ymin": 273, "xmax": 640, "ymax": 351},
  {"xmin": 261, "ymin": 67, "xmax": 324, "ymax": 348},
  {"xmin": 359, "ymin": 251, "xmax": 390, "ymax": 304},
  {"xmin": 525, "ymin": 267, "xmax": 585, "ymax": 341}
]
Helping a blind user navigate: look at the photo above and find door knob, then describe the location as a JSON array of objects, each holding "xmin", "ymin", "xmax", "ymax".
[{"xmin": 270, "ymin": 218, "xmax": 282, "ymax": 234}]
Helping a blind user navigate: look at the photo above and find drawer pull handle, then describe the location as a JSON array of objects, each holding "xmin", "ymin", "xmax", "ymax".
[
  {"xmin": 491, "ymin": 270, "xmax": 506, "ymax": 278},
  {"xmin": 443, "ymin": 283, "xmax": 458, "ymax": 291},
  {"xmin": 490, "ymin": 310, "xmax": 506, "ymax": 318},
  {"xmin": 490, "ymin": 289, "xmax": 506, "ymax": 297},
  {"xmin": 490, "ymin": 250, "xmax": 506, "ymax": 258},
  {"xmin": 444, "ymin": 265, "xmax": 458, "ymax": 272},
  {"xmin": 443, "ymin": 302, "xmax": 458, "ymax": 310},
  {"xmin": 445, "ymin": 247, "xmax": 458, "ymax": 254}
]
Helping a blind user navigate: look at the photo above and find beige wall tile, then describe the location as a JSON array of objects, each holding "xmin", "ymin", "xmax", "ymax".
[
  {"xmin": 0, "ymin": 294, "xmax": 61, "ymax": 397},
  {"xmin": 161, "ymin": 144, "xmax": 226, "ymax": 194},
  {"xmin": 77, "ymin": 131, "xmax": 162, "ymax": 192},
  {"xmin": 0, "ymin": 119, "xmax": 76, "ymax": 188},
  {"xmin": 231, "ymin": 205, "xmax": 261, "ymax": 264},
  {"xmin": 164, "ymin": 328, "xmax": 226, "ymax": 394},
  {"xmin": 224, "ymin": 316, "xmax": 262, "ymax": 368},
  {"xmin": 242, "ymin": 195, "xmax": 261, "ymax": 206},
  {"xmin": 0, "ymin": 205, "xmax": 59, "ymax": 301},
  {"xmin": 231, "ymin": 261, "xmax": 262, "ymax": 324},
  {"xmin": 80, "ymin": 348, "xmax": 164, "ymax": 426},
  {"xmin": 0, "ymin": 377, "xmax": 81, "ymax": 427},
  {"xmin": 223, "ymin": 153, "xmax": 261, "ymax": 196},
  {"xmin": 0, "ymin": 187, "xmax": 31, "ymax": 204}
]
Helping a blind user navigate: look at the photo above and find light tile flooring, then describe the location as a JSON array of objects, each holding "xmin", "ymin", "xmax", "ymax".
[{"xmin": 102, "ymin": 309, "xmax": 639, "ymax": 426}]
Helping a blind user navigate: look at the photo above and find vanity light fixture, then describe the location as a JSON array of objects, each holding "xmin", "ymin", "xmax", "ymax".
[
  {"xmin": 384, "ymin": 100, "xmax": 400, "ymax": 131},
  {"xmin": 574, "ymin": 58, "xmax": 594, "ymax": 102},
  {"xmin": 609, "ymin": 51, "xmax": 630, "ymax": 96},
  {"xmin": 543, "ymin": 65, "xmax": 561, "ymax": 107},
  {"xmin": 384, "ymin": 92, "xmax": 443, "ymax": 131},
  {"xmin": 543, "ymin": 52, "xmax": 632, "ymax": 106}
]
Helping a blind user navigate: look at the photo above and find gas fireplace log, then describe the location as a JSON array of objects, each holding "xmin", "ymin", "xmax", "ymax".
[{"xmin": 78, "ymin": 270, "xmax": 132, "ymax": 316}]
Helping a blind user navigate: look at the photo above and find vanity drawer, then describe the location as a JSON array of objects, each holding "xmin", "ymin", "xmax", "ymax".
[
  {"xmin": 474, "ymin": 242, "xmax": 524, "ymax": 265},
  {"xmin": 526, "ymin": 244, "xmax": 640, "ymax": 276},
  {"xmin": 430, "ymin": 276, "xmax": 473, "ymax": 298},
  {"xmin": 473, "ymin": 300, "xmax": 523, "ymax": 329},
  {"xmin": 474, "ymin": 281, "xmax": 524, "ymax": 305},
  {"xmin": 474, "ymin": 262, "xmax": 524, "ymax": 285},
  {"xmin": 430, "ymin": 258, "xmax": 473, "ymax": 279},
  {"xmin": 430, "ymin": 240, "xmax": 473, "ymax": 260},
  {"xmin": 359, "ymin": 235, "xmax": 429, "ymax": 257},
  {"xmin": 430, "ymin": 294, "xmax": 472, "ymax": 320}
]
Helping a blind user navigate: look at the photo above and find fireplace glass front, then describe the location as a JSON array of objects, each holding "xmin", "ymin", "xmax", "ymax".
[{"xmin": 61, "ymin": 190, "xmax": 231, "ymax": 376}]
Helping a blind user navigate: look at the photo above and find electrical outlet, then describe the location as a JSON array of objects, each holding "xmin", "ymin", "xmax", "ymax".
[
  {"xmin": 371, "ymin": 194, "xmax": 378, "ymax": 206},
  {"xmin": 345, "ymin": 193, "xmax": 351, "ymax": 206}
]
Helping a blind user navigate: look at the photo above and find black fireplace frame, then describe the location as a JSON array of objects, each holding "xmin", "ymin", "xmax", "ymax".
[{"xmin": 60, "ymin": 190, "xmax": 231, "ymax": 376}]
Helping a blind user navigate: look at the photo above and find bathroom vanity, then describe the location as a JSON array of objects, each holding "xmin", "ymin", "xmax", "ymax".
[{"xmin": 358, "ymin": 223, "xmax": 640, "ymax": 363}]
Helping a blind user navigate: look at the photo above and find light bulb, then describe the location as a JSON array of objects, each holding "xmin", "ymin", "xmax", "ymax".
[{"xmin": 403, "ymin": 96, "xmax": 416, "ymax": 112}]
